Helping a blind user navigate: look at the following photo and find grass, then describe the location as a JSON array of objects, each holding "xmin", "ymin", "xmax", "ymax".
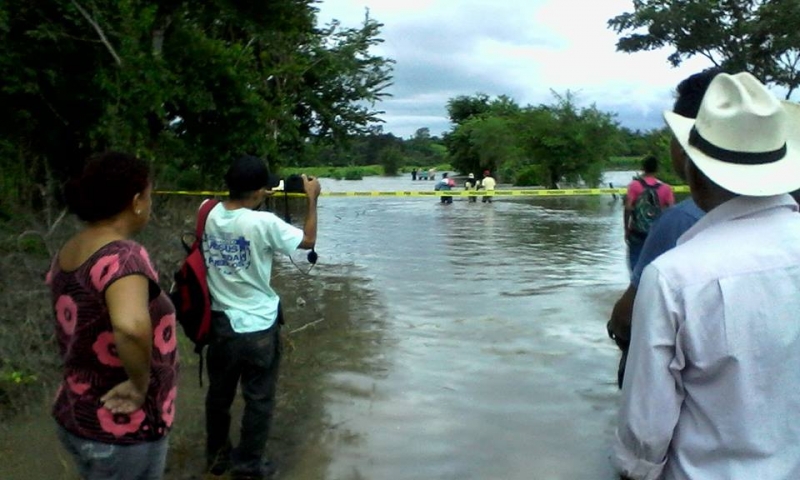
[
  {"xmin": 279, "ymin": 165, "xmax": 384, "ymax": 180},
  {"xmin": 607, "ymin": 156, "xmax": 642, "ymax": 171}
]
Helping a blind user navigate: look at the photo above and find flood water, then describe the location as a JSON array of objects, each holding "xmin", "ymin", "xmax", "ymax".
[{"xmin": 0, "ymin": 172, "xmax": 641, "ymax": 480}]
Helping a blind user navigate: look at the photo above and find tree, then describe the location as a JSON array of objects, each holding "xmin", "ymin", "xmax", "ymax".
[
  {"xmin": 444, "ymin": 94, "xmax": 523, "ymax": 176},
  {"xmin": 443, "ymin": 91, "xmax": 619, "ymax": 187},
  {"xmin": 0, "ymin": 0, "xmax": 394, "ymax": 208},
  {"xmin": 378, "ymin": 146, "xmax": 402, "ymax": 176},
  {"xmin": 519, "ymin": 92, "xmax": 619, "ymax": 188},
  {"xmin": 446, "ymin": 93, "xmax": 491, "ymax": 124},
  {"xmin": 413, "ymin": 127, "xmax": 430, "ymax": 141},
  {"xmin": 608, "ymin": 0, "xmax": 800, "ymax": 98}
]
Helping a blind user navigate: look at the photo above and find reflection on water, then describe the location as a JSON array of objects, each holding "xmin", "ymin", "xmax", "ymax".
[{"xmin": 0, "ymin": 175, "xmax": 635, "ymax": 479}]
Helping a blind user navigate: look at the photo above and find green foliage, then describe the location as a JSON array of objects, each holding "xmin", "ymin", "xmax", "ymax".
[
  {"xmin": 343, "ymin": 168, "xmax": 364, "ymax": 180},
  {"xmin": 0, "ymin": 369, "xmax": 38, "ymax": 386},
  {"xmin": 279, "ymin": 165, "xmax": 382, "ymax": 179},
  {"xmin": 608, "ymin": 0, "xmax": 800, "ymax": 98},
  {"xmin": 446, "ymin": 93, "xmax": 491, "ymax": 123},
  {"xmin": 306, "ymin": 130, "xmax": 447, "ymax": 171},
  {"xmin": 379, "ymin": 148, "xmax": 402, "ymax": 176},
  {"xmin": 514, "ymin": 165, "xmax": 547, "ymax": 187},
  {"xmin": 445, "ymin": 91, "xmax": 619, "ymax": 188},
  {"xmin": 16, "ymin": 234, "xmax": 48, "ymax": 257},
  {"xmin": 608, "ymin": 156, "xmax": 643, "ymax": 170},
  {"xmin": 519, "ymin": 91, "xmax": 619, "ymax": 188},
  {"xmin": 0, "ymin": 0, "xmax": 394, "ymax": 208},
  {"xmin": 445, "ymin": 94, "xmax": 525, "ymax": 176}
]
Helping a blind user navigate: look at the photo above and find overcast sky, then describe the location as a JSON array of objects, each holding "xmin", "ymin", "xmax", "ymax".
[{"xmin": 315, "ymin": 0, "xmax": 716, "ymax": 138}]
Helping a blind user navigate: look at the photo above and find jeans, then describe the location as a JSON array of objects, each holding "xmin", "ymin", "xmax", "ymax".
[
  {"xmin": 206, "ymin": 311, "xmax": 281, "ymax": 478},
  {"xmin": 627, "ymin": 232, "xmax": 647, "ymax": 274},
  {"xmin": 56, "ymin": 425, "xmax": 168, "ymax": 480}
]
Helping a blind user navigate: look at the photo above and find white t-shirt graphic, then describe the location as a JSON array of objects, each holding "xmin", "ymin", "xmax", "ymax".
[{"xmin": 203, "ymin": 203, "xmax": 303, "ymax": 333}]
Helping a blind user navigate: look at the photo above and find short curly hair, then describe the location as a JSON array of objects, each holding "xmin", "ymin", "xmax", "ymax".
[
  {"xmin": 674, "ymin": 68, "xmax": 724, "ymax": 118},
  {"xmin": 65, "ymin": 151, "xmax": 151, "ymax": 222}
]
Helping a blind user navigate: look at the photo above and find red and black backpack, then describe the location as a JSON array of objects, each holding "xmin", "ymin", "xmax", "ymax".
[{"xmin": 170, "ymin": 199, "xmax": 219, "ymax": 357}]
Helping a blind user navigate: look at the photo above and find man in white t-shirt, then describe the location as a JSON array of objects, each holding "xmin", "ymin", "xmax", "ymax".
[
  {"xmin": 480, "ymin": 170, "xmax": 496, "ymax": 203},
  {"xmin": 203, "ymin": 155, "xmax": 320, "ymax": 479}
]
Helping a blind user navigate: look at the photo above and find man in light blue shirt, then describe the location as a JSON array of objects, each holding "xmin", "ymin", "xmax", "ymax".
[
  {"xmin": 608, "ymin": 69, "xmax": 719, "ymax": 387},
  {"xmin": 203, "ymin": 155, "xmax": 320, "ymax": 479}
]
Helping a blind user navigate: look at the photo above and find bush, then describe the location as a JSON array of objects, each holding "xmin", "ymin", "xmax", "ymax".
[
  {"xmin": 514, "ymin": 165, "xmax": 546, "ymax": 186},
  {"xmin": 379, "ymin": 148, "xmax": 402, "ymax": 176},
  {"xmin": 327, "ymin": 168, "xmax": 343, "ymax": 180},
  {"xmin": 343, "ymin": 169, "xmax": 363, "ymax": 180}
]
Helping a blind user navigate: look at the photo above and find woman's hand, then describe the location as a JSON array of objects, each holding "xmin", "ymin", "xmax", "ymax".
[{"xmin": 101, "ymin": 379, "xmax": 147, "ymax": 414}]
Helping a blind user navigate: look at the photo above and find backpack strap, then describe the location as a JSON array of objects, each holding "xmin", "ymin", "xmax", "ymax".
[
  {"xmin": 195, "ymin": 199, "xmax": 219, "ymax": 246},
  {"xmin": 637, "ymin": 177, "xmax": 662, "ymax": 190},
  {"xmin": 192, "ymin": 199, "xmax": 218, "ymax": 387}
]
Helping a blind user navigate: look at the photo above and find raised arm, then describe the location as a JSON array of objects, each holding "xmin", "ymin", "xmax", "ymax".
[{"xmin": 298, "ymin": 174, "xmax": 321, "ymax": 250}]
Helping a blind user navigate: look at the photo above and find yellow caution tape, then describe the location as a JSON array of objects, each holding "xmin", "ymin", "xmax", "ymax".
[{"xmin": 155, "ymin": 186, "xmax": 689, "ymax": 198}]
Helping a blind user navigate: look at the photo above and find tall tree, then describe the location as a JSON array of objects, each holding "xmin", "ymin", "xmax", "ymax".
[
  {"xmin": 444, "ymin": 94, "xmax": 522, "ymax": 175},
  {"xmin": 519, "ymin": 92, "xmax": 619, "ymax": 188},
  {"xmin": 0, "ymin": 0, "xmax": 394, "ymax": 207},
  {"xmin": 608, "ymin": 0, "xmax": 800, "ymax": 98}
]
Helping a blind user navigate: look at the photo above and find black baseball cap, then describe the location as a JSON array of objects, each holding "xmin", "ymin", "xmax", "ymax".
[{"xmin": 225, "ymin": 155, "xmax": 278, "ymax": 192}]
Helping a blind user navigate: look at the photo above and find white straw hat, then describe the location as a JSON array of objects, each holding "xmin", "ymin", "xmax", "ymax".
[{"xmin": 664, "ymin": 72, "xmax": 800, "ymax": 196}]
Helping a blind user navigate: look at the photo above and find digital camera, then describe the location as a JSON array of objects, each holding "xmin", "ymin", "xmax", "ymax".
[{"xmin": 267, "ymin": 173, "xmax": 306, "ymax": 194}]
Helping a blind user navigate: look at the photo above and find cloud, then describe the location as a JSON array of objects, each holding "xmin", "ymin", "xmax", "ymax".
[{"xmin": 317, "ymin": 0, "xmax": 716, "ymax": 138}]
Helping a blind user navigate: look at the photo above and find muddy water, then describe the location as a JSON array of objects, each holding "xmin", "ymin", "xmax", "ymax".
[{"xmin": 0, "ymin": 173, "xmax": 638, "ymax": 479}]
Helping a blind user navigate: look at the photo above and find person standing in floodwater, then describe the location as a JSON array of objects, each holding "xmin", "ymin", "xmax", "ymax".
[
  {"xmin": 480, "ymin": 170, "xmax": 496, "ymax": 203},
  {"xmin": 623, "ymin": 156, "xmax": 675, "ymax": 273},
  {"xmin": 411, "ymin": 168, "xmax": 417, "ymax": 181},
  {"xmin": 437, "ymin": 172, "xmax": 455, "ymax": 204},
  {"xmin": 47, "ymin": 152, "xmax": 177, "ymax": 480},
  {"xmin": 465, "ymin": 173, "xmax": 478, "ymax": 203},
  {"xmin": 607, "ymin": 68, "xmax": 719, "ymax": 388}
]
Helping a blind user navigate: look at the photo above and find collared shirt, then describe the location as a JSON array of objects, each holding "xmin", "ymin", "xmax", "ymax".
[
  {"xmin": 614, "ymin": 194, "xmax": 800, "ymax": 480},
  {"xmin": 631, "ymin": 198, "xmax": 705, "ymax": 287},
  {"xmin": 203, "ymin": 204, "xmax": 303, "ymax": 333}
]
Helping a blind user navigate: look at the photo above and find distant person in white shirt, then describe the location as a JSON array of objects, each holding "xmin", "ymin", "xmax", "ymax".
[
  {"xmin": 479, "ymin": 170, "xmax": 496, "ymax": 203},
  {"xmin": 614, "ymin": 73, "xmax": 800, "ymax": 479}
]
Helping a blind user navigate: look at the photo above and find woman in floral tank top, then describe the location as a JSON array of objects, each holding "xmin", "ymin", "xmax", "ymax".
[{"xmin": 47, "ymin": 152, "xmax": 177, "ymax": 480}]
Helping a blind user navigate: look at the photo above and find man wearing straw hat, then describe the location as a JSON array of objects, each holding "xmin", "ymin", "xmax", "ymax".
[{"xmin": 614, "ymin": 72, "xmax": 800, "ymax": 479}]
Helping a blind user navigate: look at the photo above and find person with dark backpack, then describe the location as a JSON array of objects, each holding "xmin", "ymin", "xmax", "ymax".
[
  {"xmin": 624, "ymin": 155, "xmax": 675, "ymax": 274},
  {"xmin": 609, "ymin": 69, "xmax": 718, "ymax": 390}
]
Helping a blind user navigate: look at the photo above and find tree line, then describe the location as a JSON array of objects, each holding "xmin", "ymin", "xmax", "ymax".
[
  {"xmin": 0, "ymin": 0, "xmax": 393, "ymax": 212},
  {"xmin": 2, "ymin": 0, "xmax": 798, "ymax": 214}
]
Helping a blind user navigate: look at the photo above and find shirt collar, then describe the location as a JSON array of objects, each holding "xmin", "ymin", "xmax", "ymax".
[{"xmin": 678, "ymin": 194, "xmax": 799, "ymax": 246}]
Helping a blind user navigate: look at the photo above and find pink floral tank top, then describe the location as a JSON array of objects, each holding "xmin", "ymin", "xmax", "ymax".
[{"xmin": 46, "ymin": 240, "xmax": 178, "ymax": 444}]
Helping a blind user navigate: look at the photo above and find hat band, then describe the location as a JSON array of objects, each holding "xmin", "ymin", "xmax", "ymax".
[{"xmin": 689, "ymin": 127, "xmax": 786, "ymax": 165}]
